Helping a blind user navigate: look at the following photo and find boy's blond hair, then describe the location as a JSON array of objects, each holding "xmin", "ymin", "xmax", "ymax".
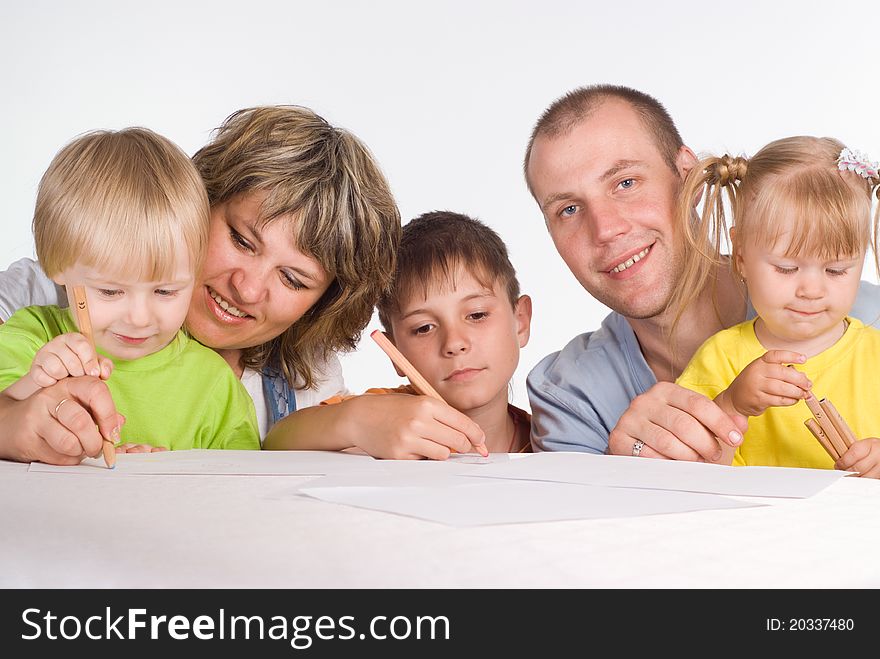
[
  {"xmin": 378, "ymin": 211, "xmax": 520, "ymax": 334},
  {"xmin": 193, "ymin": 106, "xmax": 400, "ymax": 389},
  {"xmin": 34, "ymin": 127, "xmax": 209, "ymax": 282},
  {"xmin": 670, "ymin": 136, "xmax": 880, "ymax": 333}
]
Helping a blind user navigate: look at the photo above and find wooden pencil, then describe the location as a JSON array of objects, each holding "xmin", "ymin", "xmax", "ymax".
[
  {"xmin": 803, "ymin": 395, "xmax": 848, "ymax": 458},
  {"xmin": 370, "ymin": 329, "xmax": 444, "ymax": 400},
  {"xmin": 370, "ymin": 330, "xmax": 488, "ymax": 457},
  {"xmin": 804, "ymin": 418, "xmax": 840, "ymax": 461},
  {"xmin": 72, "ymin": 286, "xmax": 116, "ymax": 469},
  {"xmin": 819, "ymin": 399, "xmax": 856, "ymax": 450}
]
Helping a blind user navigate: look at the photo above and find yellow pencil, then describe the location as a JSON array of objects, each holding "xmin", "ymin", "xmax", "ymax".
[
  {"xmin": 370, "ymin": 330, "xmax": 488, "ymax": 457},
  {"xmin": 72, "ymin": 286, "xmax": 116, "ymax": 469}
]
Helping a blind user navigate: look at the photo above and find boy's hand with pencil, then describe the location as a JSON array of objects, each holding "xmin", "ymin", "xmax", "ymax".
[
  {"xmin": 370, "ymin": 330, "xmax": 489, "ymax": 457},
  {"xmin": 718, "ymin": 350, "xmax": 812, "ymax": 417},
  {"xmin": 336, "ymin": 392, "xmax": 486, "ymax": 460}
]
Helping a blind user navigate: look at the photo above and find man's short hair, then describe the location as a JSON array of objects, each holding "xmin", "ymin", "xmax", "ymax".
[{"xmin": 523, "ymin": 84, "xmax": 684, "ymax": 194}]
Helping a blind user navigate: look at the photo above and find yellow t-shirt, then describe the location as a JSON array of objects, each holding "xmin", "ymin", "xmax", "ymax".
[{"xmin": 676, "ymin": 317, "xmax": 880, "ymax": 469}]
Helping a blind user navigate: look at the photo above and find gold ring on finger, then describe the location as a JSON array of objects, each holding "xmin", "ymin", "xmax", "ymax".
[{"xmin": 53, "ymin": 398, "xmax": 71, "ymax": 419}]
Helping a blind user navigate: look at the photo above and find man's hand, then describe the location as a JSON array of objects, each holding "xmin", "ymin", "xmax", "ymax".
[{"xmin": 609, "ymin": 382, "xmax": 747, "ymax": 462}]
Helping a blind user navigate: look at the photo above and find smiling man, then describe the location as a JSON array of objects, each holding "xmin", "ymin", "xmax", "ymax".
[{"xmin": 523, "ymin": 84, "xmax": 880, "ymax": 460}]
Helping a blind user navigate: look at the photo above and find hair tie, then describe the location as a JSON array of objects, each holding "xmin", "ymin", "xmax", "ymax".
[
  {"xmin": 838, "ymin": 147, "xmax": 878, "ymax": 181},
  {"xmin": 715, "ymin": 155, "xmax": 747, "ymax": 186}
]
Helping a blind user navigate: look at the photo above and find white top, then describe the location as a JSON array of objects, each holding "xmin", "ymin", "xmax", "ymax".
[
  {"xmin": 241, "ymin": 358, "xmax": 347, "ymax": 442},
  {"xmin": 240, "ymin": 367, "xmax": 270, "ymax": 440}
]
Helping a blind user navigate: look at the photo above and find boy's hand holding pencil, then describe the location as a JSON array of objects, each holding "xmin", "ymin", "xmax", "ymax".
[{"xmin": 371, "ymin": 330, "xmax": 489, "ymax": 457}]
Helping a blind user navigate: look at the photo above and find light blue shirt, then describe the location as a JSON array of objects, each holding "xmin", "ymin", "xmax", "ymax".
[{"xmin": 528, "ymin": 281, "xmax": 880, "ymax": 454}]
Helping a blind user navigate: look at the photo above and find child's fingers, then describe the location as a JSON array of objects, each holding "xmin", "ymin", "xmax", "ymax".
[
  {"xmin": 838, "ymin": 453, "xmax": 880, "ymax": 478},
  {"xmin": 431, "ymin": 401, "xmax": 487, "ymax": 454},
  {"xmin": 422, "ymin": 420, "xmax": 477, "ymax": 455},
  {"xmin": 761, "ymin": 350, "xmax": 807, "ymax": 365},
  {"xmin": 406, "ymin": 439, "xmax": 453, "ymax": 461},
  {"xmin": 767, "ymin": 364, "xmax": 812, "ymax": 391},
  {"xmin": 40, "ymin": 334, "xmax": 99, "ymax": 378},
  {"xmin": 116, "ymin": 443, "xmax": 158, "ymax": 453},
  {"xmin": 98, "ymin": 356, "xmax": 114, "ymax": 380},
  {"xmin": 30, "ymin": 352, "xmax": 68, "ymax": 387},
  {"xmin": 835, "ymin": 438, "xmax": 877, "ymax": 473},
  {"xmin": 855, "ymin": 462, "xmax": 880, "ymax": 479},
  {"xmin": 63, "ymin": 333, "xmax": 102, "ymax": 378},
  {"xmin": 759, "ymin": 377, "xmax": 811, "ymax": 403}
]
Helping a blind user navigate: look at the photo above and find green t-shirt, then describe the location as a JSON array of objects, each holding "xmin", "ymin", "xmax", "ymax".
[{"xmin": 0, "ymin": 305, "xmax": 260, "ymax": 451}]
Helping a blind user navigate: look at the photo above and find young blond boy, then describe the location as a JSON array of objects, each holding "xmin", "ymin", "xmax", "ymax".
[
  {"xmin": 0, "ymin": 128, "xmax": 259, "ymax": 453},
  {"xmin": 264, "ymin": 211, "xmax": 532, "ymax": 457}
]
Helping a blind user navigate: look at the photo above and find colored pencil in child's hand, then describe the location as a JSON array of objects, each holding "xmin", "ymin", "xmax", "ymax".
[
  {"xmin": 803, "ymin": 394, "xmax": 857, "ymax": 464},
  {"xmin": 370, "ymin": 329, "xmax": 488, "ymax": 457},
  {"xmin": 803, "ymin": 394, "xmax": 847, "ymax": 459},
  {"xmin": 804, "ymin": 418, "xmax": 839, "ymax": 462},
  {"xmin": 819, "ymin": 398, "xmax": 856, "ymax": 450},
  {"xmin": 72, "ymin": 285, "xmax": 116, "ymax": 470}
]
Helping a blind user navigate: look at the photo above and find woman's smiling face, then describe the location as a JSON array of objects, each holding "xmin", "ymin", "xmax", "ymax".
[{"xmin": 185, "ymin": 190, "xmax": 332, "ymax": 353}]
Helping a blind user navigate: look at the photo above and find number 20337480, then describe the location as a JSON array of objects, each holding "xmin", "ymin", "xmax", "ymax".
[{"xmin": 766, "ymin": 618, "xmax": 854, "ymax": 631}]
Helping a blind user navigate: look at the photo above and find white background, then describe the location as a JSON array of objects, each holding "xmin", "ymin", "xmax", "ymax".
[{"xmin": 2, "ymin": 0, "xmax": 878, "ymax": 409}]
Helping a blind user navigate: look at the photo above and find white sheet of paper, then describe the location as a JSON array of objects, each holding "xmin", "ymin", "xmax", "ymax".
[
  {"xmin": 299, "ymin": 479, "xmax": 762, "ymax": 526},
  {"xmin": 27, "ymin": 449, "xmax": 380, "ymax": 475},
  {"xmin": 468, "ymin": 452, "xmax": 851, "ymax": 498},
  {"xmin": 291, "ymin": 471, "xmax": 478, "ymax": 491}
]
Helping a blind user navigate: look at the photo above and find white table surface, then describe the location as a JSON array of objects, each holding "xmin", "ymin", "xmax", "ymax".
[{"xmin": 2, "ymin": 456, "xmax": 878, "ymax": 588}]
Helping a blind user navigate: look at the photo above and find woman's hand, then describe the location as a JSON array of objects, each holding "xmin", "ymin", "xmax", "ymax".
[{"xmin": 0, "ymin": 376, "xmax": 122, "ymax": 465}]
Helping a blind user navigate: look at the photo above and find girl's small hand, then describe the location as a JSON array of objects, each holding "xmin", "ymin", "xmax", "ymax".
[
  {"xmin": 726, "ymin": 350, "xmax": 812, "ymax": 417},
  {"xmin": 115, "ymin": 443, "xmax": 167, "ymax": 454},
  {"xmin": 29, "ymin": 332, "xmax": 113, "ymax": 387},
  {"xmin": 835, "ymin": 438, "xmax": 880, "ymax": 478}
]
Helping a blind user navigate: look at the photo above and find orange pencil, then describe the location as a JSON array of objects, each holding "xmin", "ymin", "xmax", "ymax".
[
  {"xmin": 820, "ymin": 399, "xmax": 857, "ymax": 450},
  {"xmin": 72, "ymin": 286, "xmax": 116, "ymax": 469},
  {"xmin": 370, "ymin": 330, "xmax": 488, "ymax": 457},
  {"xmin": 804, "ymin": 418, "xmax": 840, "ymax": 462},
  {"xmin": 803, "ymin": 395, "xmax": 848, "ymax": 458}
]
